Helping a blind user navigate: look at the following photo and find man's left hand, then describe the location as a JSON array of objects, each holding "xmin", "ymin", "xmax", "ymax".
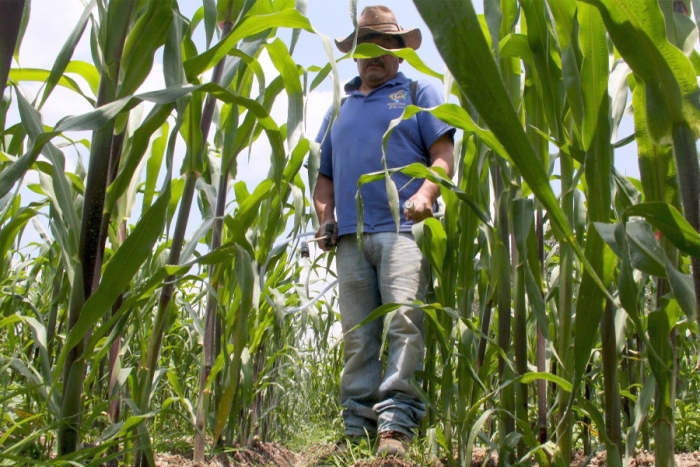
[{"xmin": 404, "ymin": 192, "xmax": 433, "ymax": 222}]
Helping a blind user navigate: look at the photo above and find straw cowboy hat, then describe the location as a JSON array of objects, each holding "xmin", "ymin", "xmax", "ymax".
[{"xmin": 335, "ymin": 5, "xmax": 422, "ymax": 53}]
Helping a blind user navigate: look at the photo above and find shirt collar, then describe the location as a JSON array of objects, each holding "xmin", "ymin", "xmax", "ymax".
[{"xmin": 344, "ymin": 71, "xmax": 409, "ymax": 94}]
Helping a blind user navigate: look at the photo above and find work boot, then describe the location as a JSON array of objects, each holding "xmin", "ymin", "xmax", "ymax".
[{"xmin": 376, "ymin": 430, "xmax": 410, "ymax": 458}]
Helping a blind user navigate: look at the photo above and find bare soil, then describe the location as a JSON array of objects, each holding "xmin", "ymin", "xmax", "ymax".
[{"xmin": 153, "ymin": 442, "xmax": 700, "ymax": 467}]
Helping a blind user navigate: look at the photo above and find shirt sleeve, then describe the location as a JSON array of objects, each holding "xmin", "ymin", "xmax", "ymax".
[
  {"xmin": 415, "ymin": 80, "xmax": 456, "ymax": 149},
  {"xmin": 315, "ymin": 106, "xmax": 334, "ymax": 179}
]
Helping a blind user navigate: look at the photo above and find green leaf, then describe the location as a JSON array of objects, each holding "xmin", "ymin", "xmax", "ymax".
[
  {"xmin": 521, "ymin": 0, "xmax": 566, "ymax": 138},
  {"xmin": 351, "ymin": 42, "xmax": 443, "ymax": 80},
  {"xmin": 466, "ymin": 409, "xmax": 495, "ymax": 467},
  {"xmin": 512, "ymin": 199, "xmax": 533, "ymax": 261},
  {"xmin": 579, "ymin": 2, "xmax": 610, "ymax": 158},
  {"xmin": 15, "ymin": 91, "xmax": 81, "ymax": 252},
  {"xmin": 65, "ymin": 60, "xmax": 100, "ymax": 95},
  {"xmin": 385, "ymin": 176, "xmax": 401, "ymax": 233},
  {"xmin": 412, "ymin": 0, "xmax": 601, "ymax": 298},
  {"xmin": 593, "ymin": 222, "xmax": 623, "ymax": 258},
  {"xmin": 267, "ymin": 38, "xmax": 303, "ymax": 178},
  {"xmin": 624, "ymin": 374, "xmax": 656, "ymax": 465},
  {"xmin": 573, "ymin": 226, "xmax": 616, "ymax": 388},
  {"xmin": 626, "ymin": 202, "xmax": 700, "ymax": 258},
  {"xmin": 499, "ymin": 34, "xmax": 535, "ymax": 69},
  {"xmin": 357, "ymin": 162, "xmax": 491, "ymax": 227},
  {"xmin": 184, "ymin": 9, "xmax": 314, "ymax": 81},
  {"xmin": 9, "ymin": 68, "xmax": 95, "ymax": 105},
  {"xmin": 520, "ymin": 372, "xmax": 573, "ymax": 392},
  {"xmin": 578, "ymin": 14, "xmax": 615, "ymax": 399},
  {"xmin": 420, "ymin": 218, "xmax": 447, "ymax": 278},
  {"xmin": 267, "ymin": 37, "xmax": 302, "ymax": 142},
  {"xmin": 648, "ymin": 306, "xmax": 678, "ymax": 392},
  {"xmin": 228, "ymin": 179, "xmax": 275, "ymax": 255},
  {"xmin": 217, "ymin": 0, "xmax": 253, "ymax": 24},
  {"xmin": 143, "ymin": 122, "xmax": 168, "ymax": 212},
  {"xmin": 234, "ymin": 247, "xmax": 255, "ymax": 325},
  {"xmin": 0, "ymin": 83, "xmax": 285, "ymax": 200},
  {"xmin": 284, "ymin": 138, "xmax": 309, "ymax": 186},
  {"xmin": 545, "ymin": 0, "xmax": 584, "ymax": 131},
  {"xmin": 665, "ymin": 256, "xmax": 697, "ymax": 321},
  {"xmin": 203, "ymin": 0, "xmax": 216, "ymax": 49},
  {"xmin": 106, "ymin": 104, "xmax": 174, "ymax": 210},
  {"xmin": 119, "ymin": 1, "xmax": 173, "ymax": 98},
  {"xmin": 0, "ymin": 206, "xmax": 35, "ymax": 277},
  {"xmin": 632, "ymin": 84, "xmax": 679, "ymax": 205},
  {"xmin": 164, "ymin": 6, "xmax": 187, "ymax": 88},
  {"xmin": 584, "ymin": 0, "xmax": 700, "ymax": 143},
  {"xmin": 615, "ymin": 221, "xmax": 641, "ymax": 325},
  {"xmin": 39, "ymin": 0, "xmax": 95, "ymax": 107},
  {"xmin": 181, "ymin": 89, "xmax": 204, "ymax": 176},
  {"xmin": 626, "ymin": 220, "xmax": 666, "ymax": 277},
  {"xmin": 55, "ymin": 183, "xmax": 171, "ymax": 379},
  {"xmin": 384, "ymin": 104, "xmax": 508, "ymax": 167},
  {"xmin": 579, "ymin": 398, "xmax": 616, "ymax": 447},
  {"xmin": 355, "ymin": 188, "xmax": 365, "ymax": 242}
]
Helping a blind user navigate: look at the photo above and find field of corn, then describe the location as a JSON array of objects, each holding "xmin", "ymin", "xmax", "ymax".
[{"xmin": 3, "ymin": 0, "xmax": 700, "ymax": 466}]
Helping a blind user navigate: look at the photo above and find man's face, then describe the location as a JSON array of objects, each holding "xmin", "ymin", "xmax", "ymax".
[{"xmin": 356, "ymin": 34, "xmax": 404, "ymax": 90}]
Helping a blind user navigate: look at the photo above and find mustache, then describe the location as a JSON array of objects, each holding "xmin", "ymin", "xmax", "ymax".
[{"xmin": 366, "ymin": 58, "xmax": 384, "ymax": 67}]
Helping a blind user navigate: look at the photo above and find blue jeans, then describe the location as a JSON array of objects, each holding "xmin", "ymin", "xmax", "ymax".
[{"xmin": 336, "ymin": 232, "xmax": 430, "ymax": 438}]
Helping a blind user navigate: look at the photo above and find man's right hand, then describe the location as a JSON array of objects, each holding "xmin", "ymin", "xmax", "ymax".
[{"xmin": 316, "ymin": 220, "xmax": 338, "ymax": 251}]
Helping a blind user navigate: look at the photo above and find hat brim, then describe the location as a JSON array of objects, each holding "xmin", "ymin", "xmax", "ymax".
[{"xmin": 335, "ymin": 27, "xmax": 422, "ymax": 53}]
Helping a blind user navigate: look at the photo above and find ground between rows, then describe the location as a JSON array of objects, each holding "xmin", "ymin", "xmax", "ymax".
[{"xmin": 152, "ymin": 440, "xmax": 700, "ymax": 467}]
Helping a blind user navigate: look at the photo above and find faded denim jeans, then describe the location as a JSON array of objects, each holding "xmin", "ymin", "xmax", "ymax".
[{"xmin": 336, "ymin": 232, "xmax": 430, "ymax": 438}]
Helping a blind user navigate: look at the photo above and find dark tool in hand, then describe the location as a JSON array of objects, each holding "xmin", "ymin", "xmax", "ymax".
[
  {"xmin": 306, "ymin": 223, "xmax": 336, "ymax": 248},
  {"xmin": 323, "ymin": 223, "xmax": 335, "ymax": 248}
]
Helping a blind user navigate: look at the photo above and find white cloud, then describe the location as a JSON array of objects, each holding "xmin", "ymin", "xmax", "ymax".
[
  {"xmin": 305, "ymin": 89, "xmax": 333, "ymax": 141},
  {"xmin": 18, "ymin": 0, "xmax": 93, "ymax": 70}
]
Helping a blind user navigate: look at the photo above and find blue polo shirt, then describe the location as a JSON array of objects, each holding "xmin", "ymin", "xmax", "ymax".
[{"xmin": 316, "ymin": 72, "xmax": 454, "ymax": 236}]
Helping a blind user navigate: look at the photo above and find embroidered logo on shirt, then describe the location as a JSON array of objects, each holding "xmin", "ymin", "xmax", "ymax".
[{"xmin": 387, "ymin": 89, "xmax": 407, "ymax": 110}]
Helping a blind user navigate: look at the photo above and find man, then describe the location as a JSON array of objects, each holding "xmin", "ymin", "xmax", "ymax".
[{"xmin": 313, "ymin": 5, "xmax": 455, "ymax": 458}]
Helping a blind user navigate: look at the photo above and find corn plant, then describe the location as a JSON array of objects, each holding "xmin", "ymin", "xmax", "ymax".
[
  {"xmin": 0, "ymin": 0, "xmax": 341, "ymax": 464},
  {"xmin": 378, "ymin": 0, "xmax": 700, "ymax": 466}
]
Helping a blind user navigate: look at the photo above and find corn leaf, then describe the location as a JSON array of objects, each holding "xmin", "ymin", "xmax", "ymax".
[
  {"xmin": 583, "ymin": 0, "xmax": 700, "ymax": 143},
  {"xmin": 0, "ymin": 83, "xmax": 285, "ymax": 200},
  {"xmin": 106, "ymin": 103, "xmax": 174, "ymax": 210},
  {"xmin": 118, "ymin": 0, "xmax": 173, "ymax": 98},
  {"xmin": 412, "ymin": 0, "xmax": 576, "ymax": 253},
  {"xmin": 626, "ymin": 202, "xmax": 700, "ymax": 258},
  {"xmin": 626, "ymin": 220, "xmax": 667, "ymax": 277},
  {"xmin": 520, "ymin": 372, "xmax": 573, "ymax": 392},
  {"xmin": 38, "ymin": 0, "xmax": 95, "ymax": 107},
  {"xmin": 0, "ymin": 207, "xmax": 35, "ymax": 278},
  {"xmin": 572, "ymin": 3, "xmax": 617, "ymax": 398},
  {"xmin": 184, "ymin": 10, "xmax": 314, "ymax": 81},
  {"xmin": 632, "ymin": 85, "xmax": 679, "ymax": 205},
  {"xmin": 665, "ymin": 255, "xmax": 697, "ymax": 321},
  {"xmin": 545, "ymin": 0, "xmax": 584, "ymax": 131},
  {"xmin": 55, "ymin": 183, "xmax": 171, "ymax": 380},
  {"xmin": 9, "ymin": 69, "xmax": 95, "ymax": 105},
  {"xmin": 521, "ymin": 0, "xmax": 566, "ymax": 137},
  {"xmin": 267, "ymin": 38, "xmax": 303, "ymax": 175},
  {"xmin": 351, "ymin": 43, "xmax": 443, "ymax": 80}
]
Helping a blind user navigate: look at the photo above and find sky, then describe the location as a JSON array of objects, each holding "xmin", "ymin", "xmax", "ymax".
[{"xmin": 8, "ymin": 0, "xmax": 640, "ymax": 249}]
